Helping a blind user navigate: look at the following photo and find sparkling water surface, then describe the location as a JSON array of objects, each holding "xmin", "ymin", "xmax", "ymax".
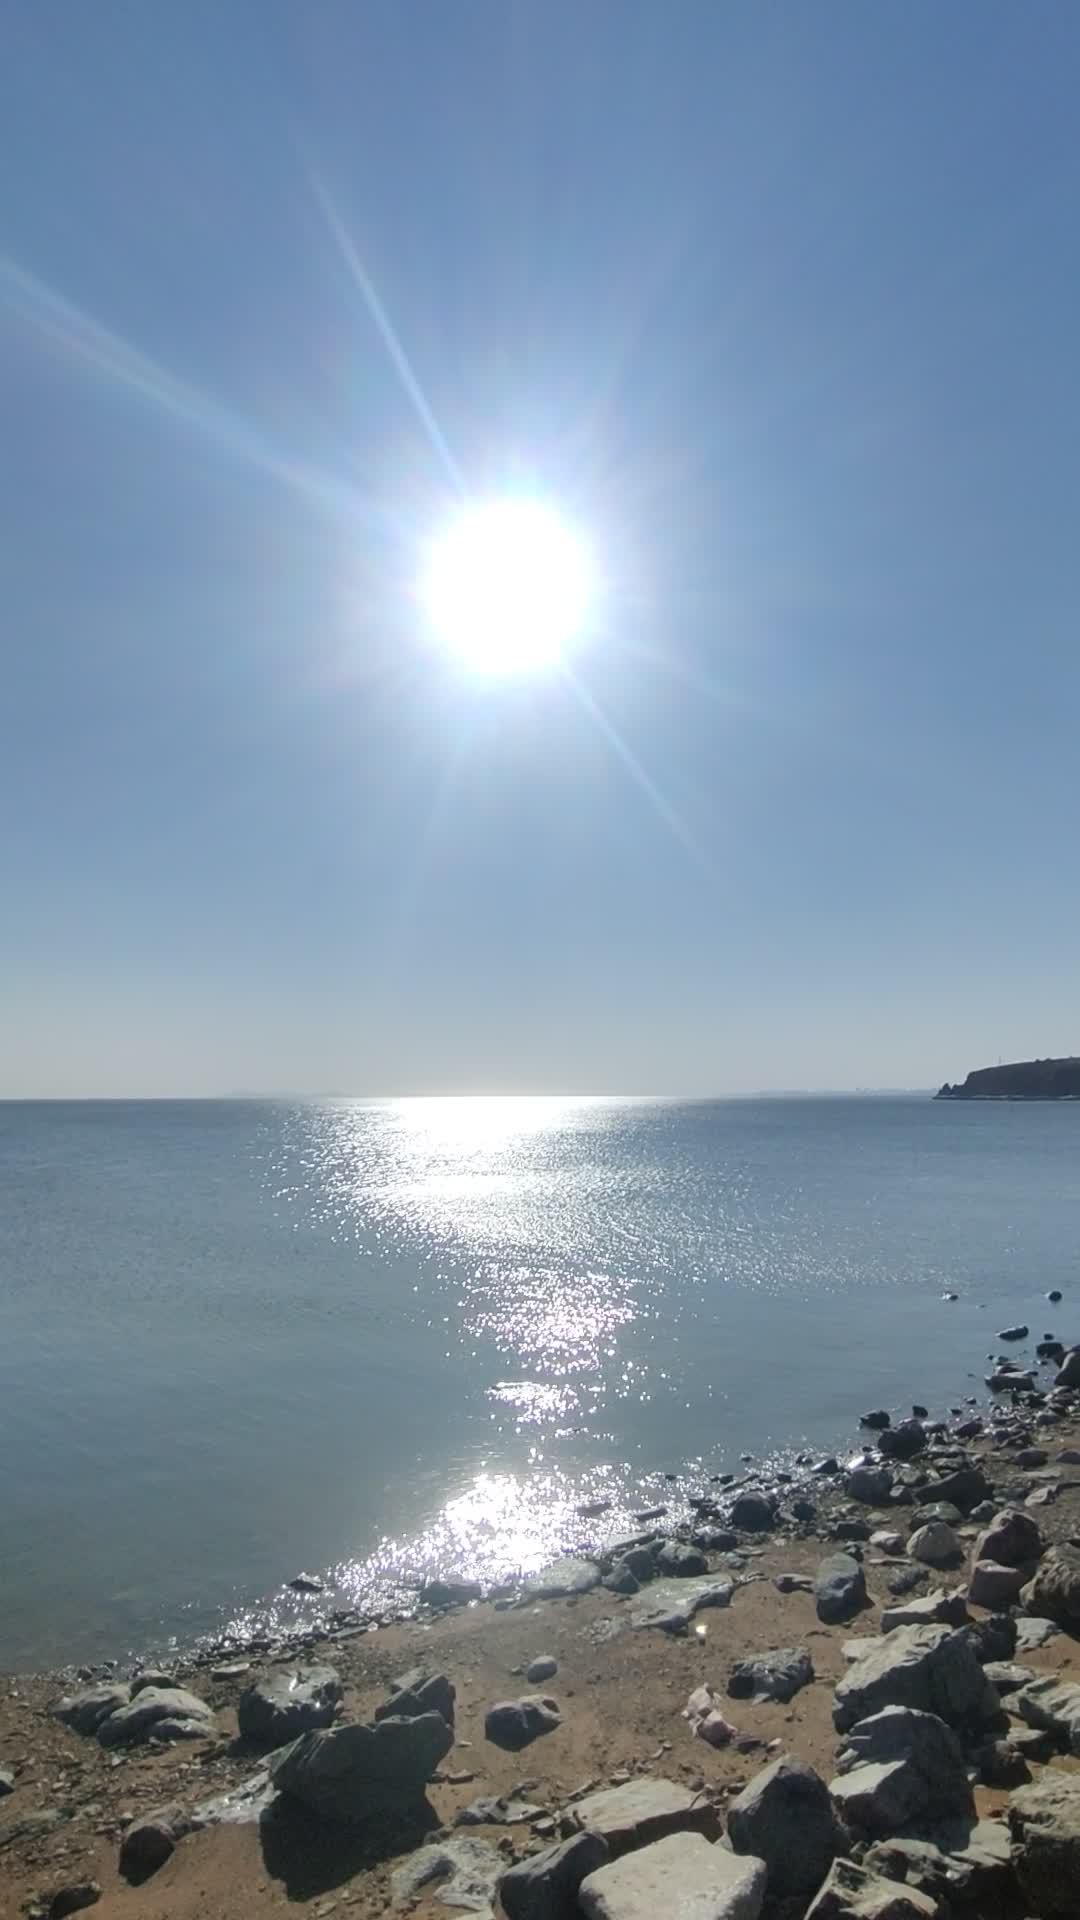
[{"xmin": 1, "ymin": 1094, "xmax": 1077, "ymax": 1667}]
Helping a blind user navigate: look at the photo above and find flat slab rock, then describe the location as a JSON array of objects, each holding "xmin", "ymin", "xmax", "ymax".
[
  {"xmin": 579, "ymin": 1831, "xmax": 766, "ymax": 1920},
  {"xmin": 566, "ymin": 1777, "xmax": 719, "ymax": 1855},
  {"xmin": 1014, "ymin": 1675, "xmax": 1080, "ymax": 1754},
  {"xmin": 390, "ymin": 1834, "xmax": 503, "ymax": 1912},
  {"xmin": 629, "ymin": 1577, "xmax": 733, "ymax": 1634},
  {"xmin": 520, "ymin": 1556, "xmax": 600, "ymax": 1600},
  {"xmin": 879, "ymin": 1589, "xmax": 968, "ymax": 1634}
]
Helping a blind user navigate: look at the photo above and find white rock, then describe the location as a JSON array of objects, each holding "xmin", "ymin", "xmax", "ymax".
[{"xmin": 580, "ymin": 1831, "xmax": 766, "ymax": 1920}]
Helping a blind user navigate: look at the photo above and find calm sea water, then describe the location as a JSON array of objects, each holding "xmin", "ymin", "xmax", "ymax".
[{"xmin": 2, "ymin": 1095, "xmax": 1077, "ymax": 1668}]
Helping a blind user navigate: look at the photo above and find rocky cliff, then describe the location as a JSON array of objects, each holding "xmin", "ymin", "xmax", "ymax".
[{"xmin": 936, "ymin": 1057, "xmax": 1080, "ymax": 1099}]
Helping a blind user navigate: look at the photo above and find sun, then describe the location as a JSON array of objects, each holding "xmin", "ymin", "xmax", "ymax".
[{"xmin": 422, "ymin": 498, "xmax": 592, "ymax": 675}]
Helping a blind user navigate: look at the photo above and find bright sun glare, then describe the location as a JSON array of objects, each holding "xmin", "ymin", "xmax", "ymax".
[{"xmin": 422, "ymin": 499, "xmax": 591, "ymax": 675}]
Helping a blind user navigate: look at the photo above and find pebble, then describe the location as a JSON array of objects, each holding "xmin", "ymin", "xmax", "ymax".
[{"xmin": 526, "ymin": 1656, "xmax": 558, "ymax": 1685}]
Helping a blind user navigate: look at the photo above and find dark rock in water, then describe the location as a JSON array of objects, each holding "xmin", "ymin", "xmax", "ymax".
[
  {"xmin": 690, "ymin": 1524, "xmax": 737, "ymax": 1552},
  {"xmin": 988, "ymin": 1367, "xmax": 1036, "ymax": 1393},
  {"xmin": 833, "ymin": 1623, "xmax": 1002, "ymax": 1734},
  {"xmin": 237, "ymin": 1665, "xmax": 343, "ymax": 1746},
  {"xmin": 498, "ymin": 1830, "xmax": 610, "ymax": 1920},
  {"xmin": 726, "ymin": 1755, "xmax": 841, "ymax": 1897},
  {"xmin": 805, "ymin": 1856, "xmax": 938, "ymax": 1919},
  {"xmin": 727, "ymin": 1648, "xmax": 814, "ymax": 1704},
  {"xmin": 1039, "ymin": 1340, "xmax": 1066, "ymax": 1362},
  {"xmin": 912, "ymin": 1404, "xmax": 928, "ymax": 1419},
  {"xmin": 97, "ymin": 1687, "xmax": 215, "ymax": 1749},
  {"xmin": 886, "ymin": 1566, "xmax": 926, "ymax": 1597},
  {"xmin": 812, "ymin": 1456, "xmax": 840, "ymax": 1476},
  {"xmin": 49, "ymin": 1886, "xmax": 101, "ymax": 1918},
  {"xmin": 655, "ymin": 1540, "xmax": 708, "ymax": 1578},
  {"xmin": 1009, "ymin": 1771, "xmax": 1080, "ymax": 1918},
  {"xmin": 270, "ymin": 1711, "xmax": 453, "ymax": 1821},
  {"xmin": 879, "ymin": 1420, "xmax": 927, "ymax": 1462},
  {"xmin": 846, "ymin": 1464, "xmax": 894, "ymax": 1506},
  {"xmin": 830, "ymin": 1704, "xmax": 972, "ymax": 1834},
  {"xmin": 526, "ymin": 1655, "xmax": 558, "ymax": 1685},
  {"xmin": 602, "ymin": 1563, "xmax": 640, "ymax": 1596},
  {"xmin": 1020, "ymin": 1543, "xmax": 1080, "ymax": 1628},
  {"xmin": 860, "ymin": 1410, "xmax": 891, "ymax": 1431},
  {"xmin": 815, "ymin": 1553, "xmax": 867, "ymax": 1624},
  {"xmin": 51, "ymin": 1684, "xmax": 131, "ymax": 1737},
  {"xmin": 421, "ymin": 1576, "xmax": 482, "ymax": 1609},
  {"xmin": 484, "ymin": 1695, "xmax": 561, "ymax": 1752},
  {"xmin": 287, "ymin": 1571, "xmax": 325, "ymax": 1593},
  {"xmin": 999, "ymin": 1325, "xmax": 1029, "ymax": 1342},
  {"xmin": 729, "ymin": 1489, "xmax": 775, "ymax": 1532},
  {"xmin": 119, "ymin": 1805, "xmax": 190, "ymax": 1882},
  {"xmin": 376, "ymin": 1669, "xmax": 455, "ymax": 1728},
  {"xmin": 1048, "ymin": 1288, "xmax": 1063, "ymax": 1302}
]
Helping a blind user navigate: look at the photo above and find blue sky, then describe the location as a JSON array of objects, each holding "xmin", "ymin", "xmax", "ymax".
[{"xmin": 3, "ymin": 2, "xmax": 1079, "ymax": 1096}]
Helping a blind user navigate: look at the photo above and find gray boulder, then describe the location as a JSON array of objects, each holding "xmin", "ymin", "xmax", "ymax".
[
  {"xmin": 911, "ymin": 1464, "xmax": 989, "ymax": 1513},
  {"xmin": 816, "ymin": 1553, "xmax": 868, "ymax": 1624},
  {"xmin": 97, "ymin": 1686, "xmax": 215, "ymax": 1748},
  {"xmin": 499, "ymin": 1831, "xmax": 609, "ymax": 1920},
  {"xmin": 865, "ymin": 1821, "xmax": 1012, "ymax": 1910},
  {"xmin": 879, "ymin": 1589, "xmax": 968, "ymax": 1634},
  {"xmin": 237, "ymin": 1665, "xmax": 342, "ymax": 1746},
  {"xmin": 119, "ymin": 1804, "xmax": 190, "ymax": 1882},
  {"xmin": 375, "ymin": 1667, "xmax": 455, "ymax": 1726},
  {"xmin": 967, "ymin": 1560, "xmax": 1025, "ymax": 1609},
  {"xmin": 982, "ymin": 1660, "xmax": 1035, "ymax": 1695},
  {"xmin": 566, "ymin": 1777, "xmax": 719, "ymax": 1854},
  {"xmin": 484, "ymin": 1694, "xmax": 561, "ymax": 1751},
  {"xmin": 270, "ymin": 1710, "xmax": 452, "ymax": 1821},
  {"xmin": 830, "ymin": 1706, "xmax": 971, "ymax": 1835},
  {"xmin": 521, "ymin": 1556, "xmax": 600, "ymax": 1600},
  {"xmin": 1020, "ymin": 1542, "xmax": 1080, "ymax": 1628},
  {"xmin": 912, "ymin": 1502, "xmax": 962, "ymax": 1528},
  {"xmin": 629, "ymin": 1576, "xmax": 733, "ymax": 1633},
  {"xmin": 730, "ymin": 1490, "xmax": 776, "ymax": 1532},
  {"xmin": 391, "ymin": 1835, "xmax": 502, "ymax": 1911},
  {"xmin": 726, "ymin": 1754, "xmax": 841, "ymax": 1896},
  {"xmin": 906, "ymin": 1521, "xmax": 962, "ymax": 1568},
  {"xmin": 1015, "ymin": 1613, "xmax": 1060, "ymax": 1651},
  {"xmin": 879, "ymin": 1420, "xmax": 927, "ymax": 1461},
  {"xmin": 973, "ymin": 1507, "xmax": 1042, "ymax": 1567},
  {"xmin": 847, "ymin": 1465, "xmax": 894, "ymax": 1507},
  {"xmin": 579, "ymin": 1830, "xmax": 766, "ymax": 1920},
  {"xmin": 805, "ymin": 1857, "xmax": 939, "ymax": 1919},
  {"xmin": 1014, "ymin": 1675, "xmax": 1080, "ymax": 1753},
  {"xmin": 727, "ymin": 1648, "xmax": 814, "ymax": 1705},
  {"xmin": 655, "ymin": 1539, "xmax": 708, "ymax": 1578},
  {"xmin": 51, "ymin": 1684, "xmax": 131, "ymax": 1737},
  {"xmin": 1008, "ymin": 1769, "xmax": 1080, "ymax": 1917},
  {"xmin": 833, "ymin": 1624, "xmax": 1002, "ymax": 1734},
  {"xmin": 420, "ymin": 1576, "xmax": 482, "ymax": 1608},
  {"xmin": 49, "ymin": 1884, "xmax": 101, "ymax": 1918}
]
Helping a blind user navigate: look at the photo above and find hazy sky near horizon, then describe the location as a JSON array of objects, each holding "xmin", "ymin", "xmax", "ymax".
[{"xmin": 4, "ymin": 2, "xmax": 1080, "ymax": 1098}]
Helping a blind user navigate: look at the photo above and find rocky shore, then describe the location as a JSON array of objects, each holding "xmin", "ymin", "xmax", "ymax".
[{"xmin": 5, "ymin": 1333, "xmax": 1080, "ymax": 1920}]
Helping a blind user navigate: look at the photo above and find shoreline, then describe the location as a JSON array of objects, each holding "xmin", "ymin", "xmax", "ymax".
[{"xmin": 4, "ymin": 1330, "xmax": 1080, "ymax": 1917}]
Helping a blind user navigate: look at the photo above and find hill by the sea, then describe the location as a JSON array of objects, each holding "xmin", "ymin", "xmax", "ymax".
[{"xmin": 936, "ymin": 1056, "xmax": 1080, "ymax": 1099}]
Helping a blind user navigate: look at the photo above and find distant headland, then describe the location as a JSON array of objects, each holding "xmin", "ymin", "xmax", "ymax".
[{"xmin": 936, "ymin": 1055, "xmax": 1080, "ymax": 1099}]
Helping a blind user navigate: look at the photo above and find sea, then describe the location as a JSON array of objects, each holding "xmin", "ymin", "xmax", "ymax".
[{"xmin": 2, "ymin": 1094, "xmax": 1077, "ymax": 1670}]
